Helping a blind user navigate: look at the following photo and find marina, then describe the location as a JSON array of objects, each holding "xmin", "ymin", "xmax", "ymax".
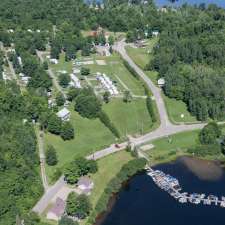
[{"xmin": 146, "ymin": 166, "xmax": 225, "ymax": 208}]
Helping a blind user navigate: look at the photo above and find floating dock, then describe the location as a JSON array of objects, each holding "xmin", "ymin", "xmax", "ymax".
[{"xmin": 146, "ymin": 166, "xmax": 225, "ymax": 208}]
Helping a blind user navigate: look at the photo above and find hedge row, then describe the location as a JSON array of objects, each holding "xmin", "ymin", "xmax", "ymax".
[
  {"xmin": 122, "ymin": 58, "xmax": 140, "ymax": 80},
  {"xmin": 146, "ymin": 96, "xmax": 157, "ymax": 123},
  {"xmin": 85, "ymin": 158, "xmax": 147, "ymax": 225},
  {"xmin": 98, "ymin": 110, "xmax": 120, "ymax": 138}
]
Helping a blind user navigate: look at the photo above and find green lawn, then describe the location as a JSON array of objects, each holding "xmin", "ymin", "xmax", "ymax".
[
  {"xmin": 50, "ymin": 53, "xmax": 73, "ymax": 74},
  {"xmin": 90, "ymin": 150, "xmax": 133, "ymax": 207},
  {"xmin": 145, "ymin": 130, "xmax": 200, "ymax": 165},
  {"xmin": 103, "ymin": 98, "xmax": 153, "ymax": 138},
  {"xmin": 125, "ymin": 38, "xmax": 158, "ymax": 70},
  {"xmin": 45, "ymin": 107, "xmax": 115, "ymax": 182},
  {"xmin": 163, "ymin": 95, "xmax": 198, "ymax": 124},
  {"xmin": 85, "ymin": 53, "xmax": 146, "ymax": 96}
]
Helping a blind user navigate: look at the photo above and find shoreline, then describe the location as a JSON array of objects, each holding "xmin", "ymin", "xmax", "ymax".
[{"xmin": 92, "ymin": 155, "xmax": 225, "ymax": 225}]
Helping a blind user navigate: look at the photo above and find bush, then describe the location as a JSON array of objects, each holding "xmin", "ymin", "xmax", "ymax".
[
  {"xmin": 122, "ymin": 59, "xmax": 139, "ymax": 80},
  {"xmin": 81, "ymin": 67, "xmax": 90, "ymax": 76},
  {"xmin": 199, "ymin": 122, "xmax": 221, "ymax": 145},
  {"xmin": 67, "ymin": 193, "xmax": 92, "ymax": 219},
  {"xmin": 59, "ymin": 73, "xmax": 70, "ymax": 87},
  {"xmin": 59, "ymin": 216, "xmax": 78, "ymax": 225},
  {"xmin": 67, "ymin": 87, "xmax": 80, "ymax": 101},
  {"xmin": 146, "ymin": 96, "xmax": 156, "ymax": 122},
  {"xmin": 47, "ymin": 114, "xmax": 62, "ymax": 135},
  {"xmin": 46, "ymin": 145, "xmax": 58, "ymax": 166},
  {"xmin": 98, "ymin": 110, "xmax": 120, "ymax": 138},
  {"xmin": 75, "ymin": 90, "xmax": 101, "ymax": 119},
  {"xmin": 187, "ymin": 144, "xmax": 221, "ymax": 157},
  {"xmin": 56, "ymin": 93, "xmax": 65, "ymax": 106},
  {"xmin": 60, "ymin": 122, "xmax": 74, "ymax": 140}
]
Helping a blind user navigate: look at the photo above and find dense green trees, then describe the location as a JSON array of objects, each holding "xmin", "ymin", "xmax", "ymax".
[
  {"xmin": 0, "ymin": 83, "xmax": 43, "ymax": 225},
  {"xmin": 199, "ymin": 122, "xmax": 221, "ymax": 145},
  {"xmin": 59, "ymin": 73, "xmax": 71, "ymax": 87},
  {"xmin": 81, "ymin": 67, "xmax": 90, "ymax": 76},
  {"xmin": 61, "ymin": 122, "xmax": 75, "ymax": 140},
  {"xmin": 150, "ymin": 5, "xmax": 225, "ymax": 121},
  {"xmin": 75, "ymin": 88, "xmax": 102, "ymax": 119},
  {"xmin": 64, "ymin": 157, "xmax": 98, "ymax": 184},
  {"xmin": 66, "ymin": 193, "xmax": 91, "ymax": 219},
  {"xmin": 46, "ymin": 145, "xmax": 58, "ymax": 166}
]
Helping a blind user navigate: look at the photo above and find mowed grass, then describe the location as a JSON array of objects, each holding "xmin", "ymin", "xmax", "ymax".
[
  {"xmin": 85, "ymin": 53, "xmax": 146, "ymax": 96},
  {"xmin": 45, "ymin": 108, "xmax": 115, "ymax": 181},
  {"xmin": 50, "ymin": 53, "xmax": 73, "ymax": 74},
  {"xmin": 163, "ymin": 95, "xmax": 198, "ymax": 124},
  {"xmin": 145, "ymin": 130, "xmax": 200, "ymax": 164},
  {"xmin": 103, "ymin": 98, "xmax": 153, "ymax": 138},
  {"xmin": 90, "ymin": 151, "xmax": 133, "ymax": 207},
  {"xmin": 125, "ymin": 37, "xmax": 158, "ymax": 70}
]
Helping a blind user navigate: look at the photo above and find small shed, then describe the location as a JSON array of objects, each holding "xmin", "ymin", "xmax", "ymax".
[
  {"xmin": 47, "ymin": 198, "xmax": 65, "ymax": 221},
  {"xmin": 77, "ymin": 177, "xmax": 94, "ymax": 195},
  {"xmin": 57, "ymin": 108, "xmax": 70, "ymax": 121},
  {"xmin": 157, "ymin": 78, "xmax": 165, "ymax": 87}
]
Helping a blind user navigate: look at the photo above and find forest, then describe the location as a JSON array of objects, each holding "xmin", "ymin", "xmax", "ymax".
[{"xmin": 150, "ymin": 4, "xmax": 225, "ymax": 120}]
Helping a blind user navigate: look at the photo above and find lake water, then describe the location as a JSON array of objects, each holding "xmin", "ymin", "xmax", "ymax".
[
  {"xmin": 155, "ymin": 0, "xmax": 225, "ymax": 8},
  {"xmin": 100, "ymin": 157, "xmax": 225, "ymax": 225}
]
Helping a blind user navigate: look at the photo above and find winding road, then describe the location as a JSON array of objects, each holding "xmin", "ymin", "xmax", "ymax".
[{"xmin": 33, "ymin": 39, "xmax": 207, "ymax": 215}]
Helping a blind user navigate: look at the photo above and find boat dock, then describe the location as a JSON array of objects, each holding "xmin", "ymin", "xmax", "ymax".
[{"xmin": 146, "ymin": 166, "xmax": 225, "ymax": 208}]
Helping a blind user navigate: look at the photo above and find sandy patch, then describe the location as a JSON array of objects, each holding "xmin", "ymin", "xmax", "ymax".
[
  {"xmin": 180, "ymin": 156, "xmax": 223, "ymax": 181},
  {"xmin": 96, "ymin": 60, "xmax": 106, "ymax": 65}
]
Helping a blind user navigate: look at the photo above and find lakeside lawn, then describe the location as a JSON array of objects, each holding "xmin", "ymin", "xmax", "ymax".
[
  {"xmin": 145, "ymin": 130, "xmax": 200, "ymax": 165},
  {"xmin": 90, "ymin": 150, "xmax": 133, "ymax": 207},
  {"xmin": 45, "ymin": 108, "xmax": 115, "ymax": 182},
  {"xmin": 103, "ymin": 98, "xmax": 153, "ymax": 138},
  {"xmin": 145, "ymin": 126, "xmax": 225, "ymax": 165},
  {"xmin": 163, "ymin": 95, "xmax": 198, "ymax": 124},
  {"xmin": 125, "ymin": 38, "xmax": 158, "ymax": 70}
]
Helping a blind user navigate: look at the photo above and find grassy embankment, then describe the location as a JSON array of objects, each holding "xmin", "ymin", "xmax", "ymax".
[
  {"xmin": 145, "ymin": 127, "xmax": 225, "ymax": 165},
  {"xmin": 125, "ymin": 38, "xmax": 199, "ymax": 124}
]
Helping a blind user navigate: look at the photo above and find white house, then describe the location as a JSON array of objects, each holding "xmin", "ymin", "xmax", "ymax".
[
  {"xmin": 157, "ymin": 78, "xmax": 165, "ymax": 87},
  {"xmin": 50, "ymin": 58, "xmax": 58, "ymax": 64},
  {"xmin": 47, "ymin": 198, "xmax": 65, "ymax": 221},
  {"xmin": 57, "ymin": 108, "xmax": 70, "ymax": 121},
  {"xmin": 21, "ymin": 76, "xmax": 30, "ymax": 85},
  {"xmin": 70, "ymin": 74, "xmax": 82, "ymax": 88},
  {"xmin": 77, "ymin": 177, "xmax": 94, "ymax": 195}
]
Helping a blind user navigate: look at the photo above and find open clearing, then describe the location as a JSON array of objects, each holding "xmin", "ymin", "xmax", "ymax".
[
  {"xmin": 45, "ymin": 107, "xmax": 115, "ymax": 182},
  {"xmin": 163, "ymin": 95, "xmax": 198, "ymax": 124},
  {"xmin": 103, "ymin": 99, "xmax": 153, "ymax": 138},
  {"xmin": 125, "ymin": 38, "xmax": 158, "ymax": 70}
]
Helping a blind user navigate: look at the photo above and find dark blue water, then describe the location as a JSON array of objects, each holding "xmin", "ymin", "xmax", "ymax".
[
  {"xmin": 155, "ymin": 0, "xmax": 225, "ymax": 8},
  {"xmin": 101, "ymin": 158, "xmax": 225, "ymax": 225}
]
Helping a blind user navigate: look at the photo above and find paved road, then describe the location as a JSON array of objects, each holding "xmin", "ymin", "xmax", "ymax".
[
  {"xmin": 112, "ymin": 39, "xmax": 206, "ymax": 146},
  {"xmin": 36, "ymin": 50, "xmax": 67, "ymax": 99}
]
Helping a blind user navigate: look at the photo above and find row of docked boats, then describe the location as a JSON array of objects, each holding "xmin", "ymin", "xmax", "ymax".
[{"xmin": 146, "ymin": 167, "xmax": 225, "ymax": 208}]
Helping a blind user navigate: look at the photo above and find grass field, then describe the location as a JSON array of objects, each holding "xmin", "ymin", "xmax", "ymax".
[
  {"xmin": 103, "ymin": 98, "xmax": 153, "ymax": 138},
  {"xmin": 50, "ymin": 53, "xmax": 73, "ymax": 74},
  {"xmin": 145, "ymin": 130, "xmax": 200, "ymax": 165},
  {"xmin": 90, "ymin": 151, "xmax": 133, "ymax": 207},
  {"xmin": 45, "ymin": 107, "xmax": 115, "ymax": 182},
  {"xmin": 163, "ymin": 95, "xmax": 198, "ymax": 124},
  {"xmin": 125, "ymin": 38, "xmax": 158, "ymax": 70},
  {"xmin": 85, "ymin": 53, "xmax": 146, "ymax": 96}
]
